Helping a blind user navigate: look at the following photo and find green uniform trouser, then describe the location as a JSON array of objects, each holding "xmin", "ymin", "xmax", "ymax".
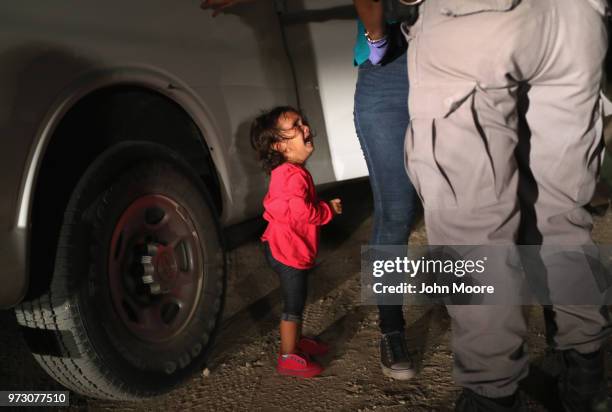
[{"xmin": 404, "ymin": 0, "xmax": 611, "ymax": 397}]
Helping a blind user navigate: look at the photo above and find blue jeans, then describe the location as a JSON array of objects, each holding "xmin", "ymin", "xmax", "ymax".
[{"xmin": 354, "ymin": 52, "xmax": 418, "ymax": 334}]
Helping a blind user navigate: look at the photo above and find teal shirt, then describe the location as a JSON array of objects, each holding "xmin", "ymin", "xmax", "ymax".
[
  {"xmin": 354, "ymin": 20, "xmax": 369, "ymax": 66},
  {"xmin": 354, "ymin": 19, "xmax": 397, "ymax": 66}
]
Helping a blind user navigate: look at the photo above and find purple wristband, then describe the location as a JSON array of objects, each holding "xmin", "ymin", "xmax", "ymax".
[{"xmin": 367, "ymin": 36, "xmax": 389, "ymax": 65}]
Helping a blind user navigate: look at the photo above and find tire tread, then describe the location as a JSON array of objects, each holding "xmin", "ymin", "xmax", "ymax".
[{"xmin": 15, "ymin": 148, "xmax": 225, "ymax": 401}]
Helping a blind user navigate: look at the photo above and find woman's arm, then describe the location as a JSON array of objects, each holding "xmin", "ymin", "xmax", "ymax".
[
  {"xmin": 353, "ymin": 0, "xmax": 385, "ymax": 40},
  {"xmin": 353, "ymin": 0, "xmax": 389, "ymax": 65}
]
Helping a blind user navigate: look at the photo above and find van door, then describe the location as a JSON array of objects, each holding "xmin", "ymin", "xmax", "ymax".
[{"xmin": 276, "ymin": 0, "xmax": 368, "ymax": 183}]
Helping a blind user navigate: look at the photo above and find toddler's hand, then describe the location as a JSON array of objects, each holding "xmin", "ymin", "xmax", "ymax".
[{"xmin": 329, "ymin": 198, "xmax": 342, "ymax": 215}]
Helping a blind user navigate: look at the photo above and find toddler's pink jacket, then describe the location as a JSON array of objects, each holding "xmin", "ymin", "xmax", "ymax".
[{"xmin": 261, "ymin": 163, "xmax": 333, "ymax": 269}]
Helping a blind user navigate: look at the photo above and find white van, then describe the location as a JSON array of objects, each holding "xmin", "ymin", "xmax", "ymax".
[{"xmin": 0, "ymin": 0, "xmax": 366, "ymax": 400}]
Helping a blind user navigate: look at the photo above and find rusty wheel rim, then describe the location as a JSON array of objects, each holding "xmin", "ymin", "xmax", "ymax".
[{"xmin": 108, "ymin": 194, "xmax": 204, "ymax": 343}]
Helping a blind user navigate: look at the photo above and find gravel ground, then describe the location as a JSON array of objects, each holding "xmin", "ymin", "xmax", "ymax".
[{"xmin": 1, "ymin": 178, "xmax": 611, "ymax": 411}]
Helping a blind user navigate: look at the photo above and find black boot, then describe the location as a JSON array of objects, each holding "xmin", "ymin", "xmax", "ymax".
[
  {"xmin": 558, "ymin": 349, "xmax": 609, "ymax": 412},
  {"xmin": 454, "ymin": 389, "xmax": 528, "ymax": 412}
]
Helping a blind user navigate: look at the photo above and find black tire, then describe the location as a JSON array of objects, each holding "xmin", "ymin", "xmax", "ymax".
[{"xmin": 15, "ymin": 143, "xmax": 225, "ymax": 400}]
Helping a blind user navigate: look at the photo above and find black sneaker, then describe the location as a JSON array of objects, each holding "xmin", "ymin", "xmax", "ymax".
[
  {"xmin": 455, "ymin": 389, "xmax": 528, "ymax": 412},
  {"xmin": 558, "ymin": 349, "xmax": 609, "ymax": 412},
  {"xmin": 380, "ymin": 331, "xmax": 416, "ymax": 380}
]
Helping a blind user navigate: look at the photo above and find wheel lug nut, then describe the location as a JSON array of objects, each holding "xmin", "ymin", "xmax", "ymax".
[
  {"xmin": 143, "ymin": 262, "xmax": 155, "ymax": 276},
  {"xmin": 149, "ymin": 283, "xmax": 162, "ymax": 295}
]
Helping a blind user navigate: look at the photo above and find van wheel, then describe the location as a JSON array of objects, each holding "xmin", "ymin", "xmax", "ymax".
[{"xmin": 15, "ymin": 143, "xmax": 225, "ymax": 400}]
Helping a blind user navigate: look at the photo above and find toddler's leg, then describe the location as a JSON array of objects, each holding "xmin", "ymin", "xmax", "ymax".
[
  {"xmin": 263, "ymin": 244, "xmax": 322, "ymax": 377},
  {"xmin": 278, "ymin": 266, "xmax": 308, "ymax": 354},
  {"xmin": 262, "ymin": 243, "xmax": 308, "ymax": 354}
]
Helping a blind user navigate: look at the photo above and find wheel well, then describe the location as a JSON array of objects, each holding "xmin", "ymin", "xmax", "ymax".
[{"xmin": 27, "ymin": 86, "xmax": 222, "ymax": 298}]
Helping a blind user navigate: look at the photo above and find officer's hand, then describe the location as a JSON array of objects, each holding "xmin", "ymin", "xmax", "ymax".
[{"xmin": 200, "ymin": 0, "xmax": 252, "ymax": 17}]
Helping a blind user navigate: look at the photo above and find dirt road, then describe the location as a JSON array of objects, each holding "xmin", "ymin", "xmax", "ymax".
[{"xmin": 1, "ymin": 179, "xmax": 611, "ymax": 411}]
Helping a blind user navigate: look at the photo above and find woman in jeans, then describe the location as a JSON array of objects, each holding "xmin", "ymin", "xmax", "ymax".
[{"xmin": 353, "ymin": 0, "xmax": 419, "ymax": 381}]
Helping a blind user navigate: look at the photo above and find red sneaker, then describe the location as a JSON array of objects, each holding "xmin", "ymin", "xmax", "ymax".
[
  {"xmin": 297, "ymin": 336, "xmax": 330, "ymax": 356},
  {"xmin": 276, "ymin": 353, "xmax": 323, "ymax": 378}
]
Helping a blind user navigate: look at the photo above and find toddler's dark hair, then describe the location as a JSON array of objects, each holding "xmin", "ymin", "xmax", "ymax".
[{"xmin": 250, "ymin": 106, "xmax": 311, "ymax": 174}]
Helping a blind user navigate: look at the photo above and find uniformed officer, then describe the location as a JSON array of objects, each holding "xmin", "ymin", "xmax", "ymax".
[{"xmin": 402, "ymin": 0, "xmax": 611, "ymax": 410}]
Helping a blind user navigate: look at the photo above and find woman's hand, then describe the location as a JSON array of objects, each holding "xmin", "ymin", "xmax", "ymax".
[
  {"xmin": 200, "ymin": 0, "xmax": 251, "ymax": 17},
  {"xmin": 367, "ymin": 35, "xmax": 389, "ymax": 65},
  {"xmin": 329, "ymin": 198, "xmax": 343, "ymax": 215}
]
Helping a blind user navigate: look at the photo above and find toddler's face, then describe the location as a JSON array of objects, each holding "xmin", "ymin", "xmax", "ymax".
[{"xmin": 275, "ymin": 111, "xmax": 314, "ymax": 164}]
